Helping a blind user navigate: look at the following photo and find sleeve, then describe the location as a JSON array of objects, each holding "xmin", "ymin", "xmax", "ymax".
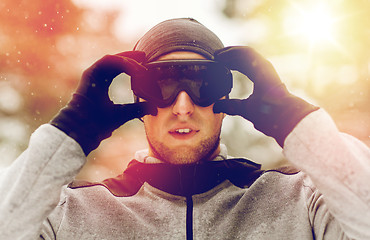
[
  {"xmin": 283, "ymin": 109, "xmax": 370, "ymax": 239},
  {"xmin": 0, "ymin": 124, "xmax": 86, "ymax": 240}
]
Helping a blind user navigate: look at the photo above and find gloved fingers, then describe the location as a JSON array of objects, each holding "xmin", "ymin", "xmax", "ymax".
[
  {"xmin": 114, "ymin": 51, "xmax": 148, "ymax": 76},
  {"xmin": 83, "ymin": 54, "xmax": 146, "ymax": 83},
  {"xmin": 112, "ymin": 102, "xmax": 158, "ymax": 124},
  {"xmin": 129, "ymin": 102, "xmax": 158, "ymax": 118},
  {"xmin": 214, "ymin": 46, "xmax": 282, "ymax": 94},
  {"xmin": 213, "ymin": 98, "xmax": 248, "ymax": 116},
  {"xmin": 118, "ymin": 56, "xmax": 147, "ymax": 76},
  {"xmin": 115, "ymin": 51, "xmax": 146, "ymax": 64},
  {"xmin": 77, "ymin": 54, "xmax": 147, "ymax": 100},
  {"xmin": 215, "ymin": 46, "xmax": 259, "ymax": 74}
]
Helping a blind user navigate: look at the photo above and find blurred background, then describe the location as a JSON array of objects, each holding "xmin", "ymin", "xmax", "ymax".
[{"xmin": 0, "ymin": 0, "xmax": 369, "ymax": 181}]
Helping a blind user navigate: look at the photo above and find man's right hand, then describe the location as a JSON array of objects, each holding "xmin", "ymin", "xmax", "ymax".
[{"xmin": 51, "ymin": 51, "xmax": 157, "ymax": 155}]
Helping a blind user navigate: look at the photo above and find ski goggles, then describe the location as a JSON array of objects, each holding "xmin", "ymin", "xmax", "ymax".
[{"xmin": 131, "ymin": 60, "xmax": 233, "ymax": 108}]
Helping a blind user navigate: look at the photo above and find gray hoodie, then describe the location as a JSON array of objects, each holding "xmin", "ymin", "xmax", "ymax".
[{"xmin": 0, "ymin": 109, "xmax": 369, "ymax": 239}]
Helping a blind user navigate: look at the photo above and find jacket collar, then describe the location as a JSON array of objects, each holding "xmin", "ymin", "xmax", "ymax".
[
  {"xmin": 98, "ymin": 158, "xmax": 264, "ymax": 197},
  {"xmin": 134, "ymin": 144, "xmax": 229, "ymax": 164}
]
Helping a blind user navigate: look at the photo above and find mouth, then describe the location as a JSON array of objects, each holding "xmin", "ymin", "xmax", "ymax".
[
  {"xmin": 175, "ymin": 128, "xmax": 192, "ymax": 134},
  {"xmin": 169, "ymin": 127, "xmax": 199, "ymax": 139}
]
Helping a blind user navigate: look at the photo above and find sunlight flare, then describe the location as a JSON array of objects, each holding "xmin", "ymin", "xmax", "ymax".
[{"xmin": 284, "ymin": 2, "xmax": 338, "ymax": 48}]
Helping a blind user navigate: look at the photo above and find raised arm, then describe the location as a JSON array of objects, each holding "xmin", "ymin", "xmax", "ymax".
[
  {"xmin": 284, "ymin": 109, "xmax": 370, "ymax": 239},
  {"xmin": 213, "ymin": 46, "xmax": 370, "ymax": 239},
  {"xmin": 0, "ymin": 51, "xmax": 156, "ymax": 239}
]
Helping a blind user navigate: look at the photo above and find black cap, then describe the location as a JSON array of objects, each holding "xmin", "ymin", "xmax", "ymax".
[{"xmin": 134, "ymin": 18, "xmax": 224, "ymax": 62}]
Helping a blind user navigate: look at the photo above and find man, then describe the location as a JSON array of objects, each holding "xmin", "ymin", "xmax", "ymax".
[{"xmin": 0, "ymin": 18, "xmax": 369, "ymax": 239}]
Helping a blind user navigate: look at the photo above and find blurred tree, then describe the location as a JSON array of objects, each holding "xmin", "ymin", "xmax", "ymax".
[
  {"xmin": 1, "ymin": 0, "xmax": 368, "ymax": 180},
  {"xmin": 0, "ymin": 0, "xmax": 84, "ymax": 126},
  {"xmin": 0, "ymin": 0, "xmax": 83, "ymax": 166},
  {"xmin": 220, "ymin": 0, "xmax": 370, "ymax": 147},
  {"xmin": 0, "ymin": 0, "xmax": 144, "ymax": 178}
]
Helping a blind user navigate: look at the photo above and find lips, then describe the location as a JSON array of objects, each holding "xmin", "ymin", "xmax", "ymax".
[
  {"xmin": 169, "ymin": 125, "xmax": 199, "ymax": 139},
  {"xmin": 175, "ymin": 128, "xmax": 192, "ymax": 134}
]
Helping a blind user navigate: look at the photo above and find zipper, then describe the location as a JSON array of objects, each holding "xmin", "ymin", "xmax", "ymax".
[{"xmin": 186, "ymin": 195, "xmax": 193, "ymax": 240}]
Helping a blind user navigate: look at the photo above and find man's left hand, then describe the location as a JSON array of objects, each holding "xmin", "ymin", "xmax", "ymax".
[{"xmin": 213, "ymin": 46, "xmax": 318, "ymax": 147}]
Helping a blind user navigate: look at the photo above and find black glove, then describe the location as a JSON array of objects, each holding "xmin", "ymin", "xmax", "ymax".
[
  {"xmin": 213, "ymin": 46, "xmax": 319, "ymax": 147},
  {"xmin": 50, "ymin": 51, "xmax": 157, "ymax": 155}
]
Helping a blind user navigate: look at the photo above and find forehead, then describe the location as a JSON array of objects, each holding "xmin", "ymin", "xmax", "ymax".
[{"xmin": 157, "ymin": 51, "xmax": 207, "ymax": 61}]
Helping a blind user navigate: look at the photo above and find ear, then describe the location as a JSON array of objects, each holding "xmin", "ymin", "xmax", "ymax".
[
  {"xmin": 215, "ymin": 95, "xmax": 228, "ymax": 120},
  {"xmin": 135, "ymin": 96, "xmax": 145, "ymax": 122}
]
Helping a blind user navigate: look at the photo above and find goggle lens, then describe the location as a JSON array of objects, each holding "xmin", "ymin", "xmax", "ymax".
[{"xmin": 131, "ymin": 60, "xmax": 232, "ymax": 107}]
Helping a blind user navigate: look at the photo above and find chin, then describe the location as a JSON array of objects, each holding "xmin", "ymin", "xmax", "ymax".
[
  {"xmin": 166, "ymin": 147, "xmax": 203, "ymax": 165},
  {"xmin": 166, "ymin": 142, "xmax": 221, "ymax": 165},
  {"xmin": 148, "ymin": 134, "xmax": 221, "ymax": 165}
]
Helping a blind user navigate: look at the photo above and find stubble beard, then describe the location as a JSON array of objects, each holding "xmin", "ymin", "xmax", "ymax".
[{"xmin": 146, "ymin": 130, "xmax": 221, "ymax": 165}]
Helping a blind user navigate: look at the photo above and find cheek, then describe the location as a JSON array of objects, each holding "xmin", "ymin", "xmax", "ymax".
[
  {"xmin": 142, "ymin": 115, "xmax": 156, "ymax": 135},
  {"xmin": 203, "ymin": 107, "xmax": 224, "ymax": 130},
  {"xmin": 213, "ymin": 114, "xmax": 224, "ymax": 130},
  {"xmin": 142, "ymin": 109, "xmax": 166, "ymax": 134}
]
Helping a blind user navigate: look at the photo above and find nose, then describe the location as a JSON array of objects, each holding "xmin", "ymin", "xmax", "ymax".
[{"xmin": 172, "ymin": 91, "xmax": 195, "ymax": 116}]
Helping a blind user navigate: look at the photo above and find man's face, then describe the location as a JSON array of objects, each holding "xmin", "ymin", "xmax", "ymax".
[{"xmin": 142, "ymin": 51, "xmax": 225, "ymax": 165}]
